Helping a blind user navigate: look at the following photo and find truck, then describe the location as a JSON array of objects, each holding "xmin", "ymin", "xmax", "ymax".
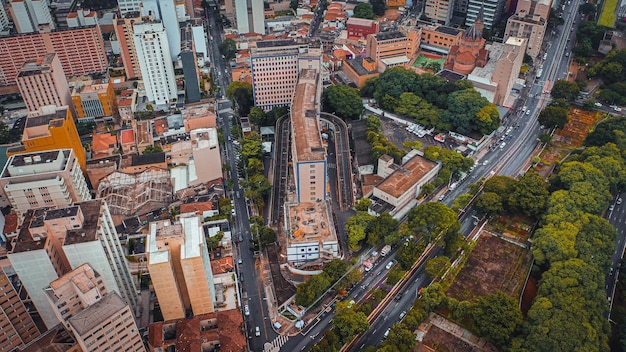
[{"xmin": 381, "ymin": 245, "xmax": 391, "ymax": 257}]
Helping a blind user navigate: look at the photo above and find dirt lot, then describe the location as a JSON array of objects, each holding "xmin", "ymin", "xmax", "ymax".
[
  {"xmin": 447, "ymin": 232, "xmax": 532, "ymax": 302},
  {"xmin": 487, "ymin": 214, "xmax": 535, "ymax": 242}
]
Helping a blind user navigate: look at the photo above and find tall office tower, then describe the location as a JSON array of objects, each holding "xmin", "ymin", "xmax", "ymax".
[
  {"xmin": 234, "ymin": 0, "xmax": 264, "ymax": 34},
  {"xmin": 133, "ymin": 19, "xmax": 177, "ymax": 105},
  {"xmin": 0, "ymin": 0, "xmax": 10, "ymax": 33},
  {"xmin": 7, "ymin": 106, "xmax": 86, "ymax": 169},
  {"xmin": 0, "ymin": 26, "xmax": 107, "ymax": 86},
  {"xmin": 0, "ymin": 269, "xmax": 41, "ymax": 352},
  {"xmin": 8, "ymin": 199, "xmax": 139, "ymax": 329},
  {"xmin": 0, "ymin": 149, "xmax": 90, "ymax": 220},
  {"xmin": 45, "ymin": 264, "xmax": 146, "ymax": 352},
  {"xmin": 16, "ymin": 53, "xmax": 74, "ymax": 117},
  {"xmin": 141, "ymin": 0, "xmax": 181, "ymax": 60},
  {"xmin": 250, "ymin": 39, "xmax": 322, "ymax": 111},
  {"xmin": 465, "ymin": 0, "xmax": 506, "ymax": 29},
  {"xmin": 425, "ymin": 0, "xmax": 454, "ymax": 25},
  {"xmin": 146, "ymin": 216, "xmax": 216, "ymax": 321},
  {"xmin": 114, "ymin": 12, "xmax": 142, "ymax": 79},
  {"xmin": 8, "ymin": 0, "xmax": 55, "ymax": 33},
  {"xmin": 70, "ymin": 80, "xmax": 117, "ymax": 121},
  {"xmin": 504, "ymin": 0, "xmax": 551, "ymax": 58}
]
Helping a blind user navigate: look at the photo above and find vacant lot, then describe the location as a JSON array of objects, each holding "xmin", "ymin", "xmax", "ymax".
[{"xmin": 447, "ymin": 232, "xmax": 532, "ymax": 302}]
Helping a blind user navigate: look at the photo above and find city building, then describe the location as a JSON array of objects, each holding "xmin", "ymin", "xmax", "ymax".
[
  {"xmin": 418, "ymin": 21, "xmax": 462, "ymax": 54},
  {"xmin": 466, "ymin": 0, "xmax": 507, "ymax": 29},
  {"xmin": 285, "ymin": 201, "xmax": 339, "ymax": 265},
  {"xmin": 424, "ymin": 0, "xmax": 454, "ymax": 25},
  {"xmin": 8, "ymin": 200, "xmax": 138, "ymax": 329},
  {"xmin": 133, "ymin": 19, "xmax": 177, "ymax": 105},
  {"xmin": 169, "ymin": 128, "xmax": 222, "ymax": 187},
  {"xmin": 0, "ymin": 149, "xmax": 90, "ymax": 219},
  {"xmin": 365, "ymin": 29, "xmax": 420, "ymax": 71},
  {"xmin": 0, "ymin": 269, "xmax": 41, "ymax": 352},
  {"xmin": 190, "ymin": 18, "xmax": 208, "ymax": 64},
  {"xmin": 180, "ymin": 23, "xmax": 201, "ymax": 103},
  {"xmin": 444, "ymin": 19, "xmax": 488, "ymax": 75},
  {"xmin": 70, "ymin": 80, "xmax": 117, "ymax": 121},
  {"xmin": 468, "ymin": 37, "xmax": 527, "ymax": 106},
  {"xmin": 117, "ymin": 0, "xmax": 142, "ymax": 14},
  {"xmin": 8, "ymin": 0, "xmax": 55, "ymax": 33},
  {"xmin": 113, "ymin": 12, "xmax": 142, "ymax": 80},
  {"xmin": 234, "ymin": 0, "xmax": 265, "ymax": 34},
  {"xmin": 7, "ymin": 106, "xmax": 87, "ymax": 170},
  {"xmin": 117, "ymin": 89, "xmax": 138, "ymax": 123},
  {"xmin": 18, "ymin": 324, "xmax": 80, "ymax": 352},
  {"xmin": 342, "ymin": 56, "xmax": 379, "ymax": 88},
  {"xmin": 504, "ymin": 0, "xmax": 551, "ymax": 58},
  {"xmin": 146, "ymin": 216, "xmax": 216, "ymax": 321},
  {"xmin": 17, "ymin": 53, "xmax": 73, "ymax": 116},
  {"xmin": 66, "ymin": 7, "xmax": 97, "ymax": 28},
  {"xmin": 250, "ymin": 39, "xmax": 322, "ymax": 111},
  {"xmin": 346, "ymin": 17, "xmax": 379, "ymax": 40},
  {"xmin": 141, "ymin": 0, "xmax": 181, "ymax": 61},
  {"xmin": 44, "ymin": 263, "xmax": 145, "ymax": 352},
  {"xmin": 0, "ymin": 25, "xmax": 107, "ymax": 86},
  {"xmin": 91, "ymin": 133, "xmax": 118, "ymax": 158},
  {"xmin": 368, "ymin": 152, "xmax": 441, "ymax": 219},
  {"xmin": 119, "ymin": 152, "xmax": 167, "ymax": 173},
  {"xmin": 0, "ymin": 0, "xmax": 10, "ymax": 34}
]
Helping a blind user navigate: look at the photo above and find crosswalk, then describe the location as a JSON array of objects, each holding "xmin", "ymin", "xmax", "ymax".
[{"xmin": 264, "ymin": 334, "xmax": 289, "ymax": 351}]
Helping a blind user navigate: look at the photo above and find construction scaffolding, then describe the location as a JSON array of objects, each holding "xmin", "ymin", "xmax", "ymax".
[{"xmin": 97, "ymin": 168, "xmax": 172, "ymax": 217}]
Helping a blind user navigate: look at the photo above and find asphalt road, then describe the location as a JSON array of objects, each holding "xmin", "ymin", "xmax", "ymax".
[{"xmin": 605, "ymin": 195, "xmax": 626, "ymax": 316}]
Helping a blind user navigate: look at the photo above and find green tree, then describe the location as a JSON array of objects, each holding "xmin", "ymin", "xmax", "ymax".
[
  {"xmin": 538, "ymin": 105, "xmax": 569, "ymax": 129},
  {"xmin": 323, "ymin": 85, "xmax": 364, "ymax": 120},
  {"xmin": 396, "ymin": 241, "xmax": 423, "ymax": 270},
  {"xmin": 474, "ymin": 192, "xmax": 503, "ymax": 217},
  {"xmin": 468, "ymin": 292, "xmax": 523, "ymax": 348},
  {"xmin": 333, "ymin": 301, "xmax": 370, "ymax": 343},
  {"xmin": 366, "ymin": 212, "xmax": 398, "ymax": 246},
  {"xmin": 295, "ymin": 273, "xmax": 331, "ymax": 306},
  {"xmin": 475, "ymin": 103, "xmax": 501, "ymax": 134},
  {"xmin": 241, "ymin": 132, "xmax": 263, "ymax": 160},
  {"xmin": 143, "ymin": 145, "xmax": 163, "ymax": 154},
  {"xmin": 226, "ymin": 81, "xmax": 253, "ymax": 116},
  {"xmin": 406, "ymin": 202, "xmax": 461, "ymax": 243},
  {"xmin": 355, "ymin": 197, "xmax": 372, "ymax": 211},
  {"xmin": 510, "ymin": 172, "xmax": 549, "ymax": 217},
  {"xmin": 353, "ymin": 3, "xmax": 374, "ymax": 18},
  {"xmin": 369, "ymin": 0, "xmax": 386, "ymax": 16},
  {"xmin": 424, "ymin": 256, "xmax": 451, "ymax": 279},
  {"xmin": 218, "ymin": 38, "xmax": 237, "ymax": 60},
  {"xmin": 345, "ymin": 211, "xmax": 376, "ymax": 250},
  {"xmin": 380, "ymin": 324, "xmax": 417, "ymax": 352},
  {"xmin": 442, "ymin": 88, "xmax": 495, "ymax": 134},
  {"xmin": 551, "ymin": 80, "xmax": 581, "ymax": 101},
  {"xmin": 386, "ymin": 267, "xmax": 406, "ymax": 285},
  {"xmin": 206, "ymin": 230, "xmax": 225, "ymax": 250},
  {"xmin": 483, "ymin": 175, "xmax": 517, "ymax": 208},
  {"xmin": 322, "ymin": 259, "xmax": 349, "ymax": 282},
  {"xmin": 249, "ymin": 106, "xmax": 266, "ymax": 126}
]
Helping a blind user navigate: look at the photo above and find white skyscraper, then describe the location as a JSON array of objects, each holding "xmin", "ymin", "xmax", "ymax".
[
  {"xmin": 9, "ymin": 0, "xmax": 55, "ymax": 33},
  {"xmin": 234, "ymin": 0, "xmax": 264, "ymax": 34},
  {"xmin": 133, "ymin": 19, "xmax": 177, "ymax": 105}
]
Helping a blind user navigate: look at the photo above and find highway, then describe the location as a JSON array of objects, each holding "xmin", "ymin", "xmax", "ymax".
[
  {"xmin": 606, "ymin": 194, "xmax": 626, "ymax": 318},
  {"xmin": 204, "ymin": 3, "xmax": 277, "ymax": 351}
]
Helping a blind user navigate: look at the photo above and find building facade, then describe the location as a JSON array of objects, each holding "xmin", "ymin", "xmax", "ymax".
[
  {"xmin": 346, "ymin": 17, "xmax": 379, "ymax": 40},
  {"xmin": 113, "ymin": 12, "xmax": 142, "ymax": 80},
  {"xmin": 0, "ymin": 149, "xmax": 90, "ymax": 219},
  {"xmin": 0, "ymin": 269, "xmax": 41, "ymax": 352},
  {"xmin": 17, "ymin": 53, "xmax": 73, "ymax": 116},
  {"xmin": 8, "ymin": 0, "xmax": 55, "ymax": 33},
  {"xmin": 418, "ymin": 21, "xmax": 462, "ymax": 54},
  {"xmin": 133, "ymin": 19, "xmax": 177, "ymax": 105},
  {"xmin": 234, "ymin": 0, "xmax": 265, "ymax": 34},
  {"xmin": 365, "ymin": 29, "xmax": 420, "ymax": 71},
  {"xmin": 0, "ymin": 25, "xmax": 107, "ymax": 86},
  {"xmin": 8, "ymin": 106, "xmax": 86, "ymax": 169},
  {"xmin": 146, "ymin": 216, "xmax": 216, "ymax": 321},
  {"xmin": 424, "ymin": 0, "xmax": 454, "ymax": 25},
  {"xmin": 504, "ymin": 0, "xmax": 551, "ymax": 58},
  {"xmin": 465, "ymin": 0, "xmax": 507, "ymax": 29}
]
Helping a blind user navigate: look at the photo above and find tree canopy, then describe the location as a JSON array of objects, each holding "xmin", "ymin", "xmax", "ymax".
[
  {"xmin": 322, "ymin": 85, "xmax": 364, "ymax": 120},
  {"xmin": 226, "ymin": 81, "xmax": 253, "ymax": 116},
  {"xmin": 353, "ymin": 3, "xmax": 375, "ymax": 19}
]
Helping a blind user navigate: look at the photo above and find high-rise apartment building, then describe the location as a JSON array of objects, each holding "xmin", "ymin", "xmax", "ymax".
[
  {"xmin": 0, "ymin": 0, "xmax": 10, "ymax": 33},
  {"xmin": 146, "ymin": 216, "xmax": 216, "ymax": 321},
  {"xmin": 250, "ymin": 39, "xmax": 322, "ymax": 111},
  {"xmin": 8, "ymin": 0, "xmax": 55, "ymax": 33},
  {"xmin": 133, "ymin": 19, "xmax": 177, "ymax": 105},
  {"xmin": 66, "ymin": 7, "xmax": 98, "ymax": 28},
  {"xmin": 504, "ymin": 0, "xmax": 551, "ymax": 58},
  {"xmin": 71, "ymin": 80, "xmax": 117, "ymax": 121},
  {"xmin": 8, "ymin": 199, "xmax": 138, "ymax": 329},
  {"xmin": 466, "ymin": 0, "xmax": 507, "ymax": 29},
  {"xmin": 0, "ymin": 25, "xmax": 107, "ymax": 86},
  {"xmin": 424, "ymin": 0, "xmax": 454, "ymax": 25},
  {"xmin": 234, "ymin": 0, "xmax": 265, "ymax": 34},
  {"xmin": 141, "ymin": 0, "xmax": 181, "ymax": 61},
  {"xmin": 0, "ymin": 269, "xmax": 41, "ymax": 352},
  {"xmin": 7, "ymin": 105, "xmax": 86, "ymax": 169},
  {"xmin": 45, "ymin": 264, "xmax": 146, "ymax": 352},
  {"xmin": 17, "ymin": 53, "xmax": 74, "ymax": 116},
  {"xmin": 117, "ymin": 0, "xmax": 141, "ymax": 14},
  {"xmin": 0, "ymin": 149, "xmax": 90, "ymax": 219},
  {"xmin": 114, "ymin": 11, "xmax": 142, "ymax": 80}
]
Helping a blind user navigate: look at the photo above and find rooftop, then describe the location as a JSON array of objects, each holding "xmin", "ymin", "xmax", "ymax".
[
  {"xmin": 18, "ymin": 53, "xmax": 57, "ymax": 77},
  {"xmin": 345, "ymin": 56, "xmax": 378, "ymax": 76},
  {"xmin": 287, "ymin": 202, "xmax": 336, "ymax": 244},
  {"xmin": 374, "ymin": 31, "xmax": 406, "ymax": 41},
  {"xmin": 25, "ymin": 107, "xmax": 68, "ymax": 129},
  {"xmin": 19, "ymin": 324, "xmax": 77, "ymax": 352},
  {"xmin": 376, "ymin": 154, "xmax": 439, "ymax": 199},
  {"xmin": 291, "ymin": 69, "xmax": 325, "ymax": 162},
  {"xmin": 4, "ymin": 149, "xmax": 69, "ymax": 171},
  {"xmin": 436, "ymin": 26, "xmax": 461, "ymax": 36},
  {"xmin": 68, "ymin": 292, "xmax": 127, "ymax": 335},
  {"xmin": 256, "ymin": 39, "xmax": 297, "ymax": 48},
  {"xmin": 120, "ymin": 129, "xmax": 135, "ymax": 145},
  {"xmin": 92, "ymin": 133, "xmax": 117, "ymax": 152},
  {"xmin": 63, "ymin": 200, "xmax": 104, "ymax": 246},
  {"xmin": 48, "ymin": 263, "xmax": 101, "ymax": 294}
]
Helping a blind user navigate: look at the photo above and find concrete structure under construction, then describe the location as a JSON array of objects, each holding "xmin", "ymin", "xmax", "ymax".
[
  {"xmin": 146, "ymin": 216, "xmax": 216, "ymax": 321},
  {"xmin": 8, "ymin": 200, "xmax": 138, "ymax": 329},
  {"xmin": 0, "ymin": 149, "xmax": 90, "ymax": 219}
]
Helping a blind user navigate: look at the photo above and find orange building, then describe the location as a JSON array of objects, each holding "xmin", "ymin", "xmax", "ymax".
[
  {"xmin": 343, "ymin": 56, "xmax": 379, "ymax": 87},
  {"xmin": 7, "ymin": 105, "xmax": 87, "ymax": 169},
  {"xmin": 418, "ymin": 21, "xmax": 463, "ymax": 53},
  {"xmin": 387, "ymin": 0, "xmax": 407, "ymax": 7},
  {"xmin": 71, "ymin": 80, "xmax": 117, "ymax": 121},
  {"xmin": 366, "ymin": 29, "xmax": 421, "ymax": 71}
]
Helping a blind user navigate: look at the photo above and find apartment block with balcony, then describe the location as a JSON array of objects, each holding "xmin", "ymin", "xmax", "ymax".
[
  {"xmin": 8, "ymin": 200, "xmax": 138, "ymax": 329},
  {"xmin": 0, "ymin": 269, "xmax": 41, "ymax": 352},
  {"xmin": 504, "ymin": 0, "xmax": 551, "ymax": 58},
  {"xmin": 146, "ymin": 216, "xmax": 216, "ymax": 321},
  {"xmin": 7, "ymin": 106, "xmax": 86, "ymax": 170},
  {"xmin": 114, "ymin": 12, "xmax": 142, "ymax": 80},
  {"xmin": 0, "ymin": 25, "xmax": 107, "ymax": 86},
  {"xmin": 0, "ymin": 149, "xmax": 90, "ymax": 219}
]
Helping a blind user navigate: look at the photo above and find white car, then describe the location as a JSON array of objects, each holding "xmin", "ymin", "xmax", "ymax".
[
  {"xmin": 255, "ymin": 326, "xmax": 260, "ymax": 336},
  {"xmin": 244, "ymin": 305, "xmax": 250, "ymax": 316},
  {"xmin": 385, "ymin": 261, "xmax": 394, "ymax": 270}
]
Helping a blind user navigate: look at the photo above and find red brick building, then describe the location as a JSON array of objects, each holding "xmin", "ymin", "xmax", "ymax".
[{"xmin": 346, "ymin": 17, "xmax": 380, "ymax": 40}]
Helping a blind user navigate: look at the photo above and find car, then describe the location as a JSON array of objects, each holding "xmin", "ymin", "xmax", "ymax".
[
  {"xmin": 385, "ymin": 261, "xmax": 394, "ymax": 270},
  {"xmin": 238, "ymin": 258, "xmax": 243, "ymax": 264},
  {"xmin": 595, "ymin": 102, "xmax": 602, "ymax": 107},
  {"xmin": 399, "ymin": 311, "xmax": 407, "ymax": 320},
  {"xmin": 244, "ymin": 305, "xmax": 250, "ymax": 315},
  {"xmin": 526, "ymin": 110, "xmax": 531, "ymax": 115},
  {"xmin": 384, "ymin": 328, "xmax": 391, "ymax": 339},
  {"xmin": 609, "ymin": 204, "xmax": 615, "ymax": 211},
  {"xmin": 618, "ymin": 198, "xmax": 623, "ymax": 205},
  {"xmin": 255, "ymin": 327, "xmax": 260, "ymax": 336}
]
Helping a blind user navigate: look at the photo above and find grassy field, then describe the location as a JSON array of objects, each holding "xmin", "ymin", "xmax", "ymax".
[{"xmin": 599, "ymin": 0, "xmax": 618, "ymax": 27}]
